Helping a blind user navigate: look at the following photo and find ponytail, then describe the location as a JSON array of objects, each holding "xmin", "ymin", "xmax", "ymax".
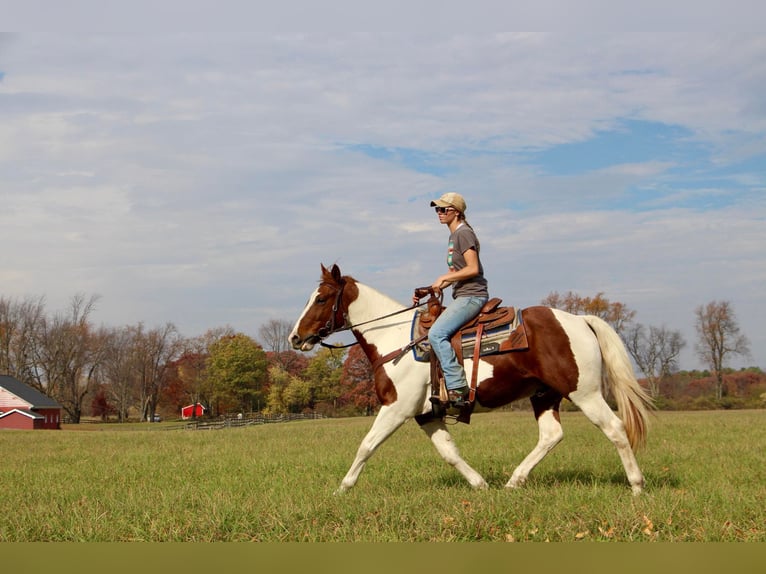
[{"xmin": 459, "ymin": 215, "xmax": 480, "ymax": 253}]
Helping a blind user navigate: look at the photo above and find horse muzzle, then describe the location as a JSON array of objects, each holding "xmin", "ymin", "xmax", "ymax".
[{"xmin": 290, "ymin": 332, "xmax": 320, "ymax": 352}]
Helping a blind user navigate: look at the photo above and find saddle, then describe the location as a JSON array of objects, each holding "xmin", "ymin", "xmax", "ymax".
[{"xmin": 412, "ymin": 288, "xmax": 529, "ymax": 423}]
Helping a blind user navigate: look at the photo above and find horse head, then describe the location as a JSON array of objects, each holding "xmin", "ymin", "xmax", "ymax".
[{"xmin": 289, "ymin": 263, "xmax": 357, "ymax": 351}]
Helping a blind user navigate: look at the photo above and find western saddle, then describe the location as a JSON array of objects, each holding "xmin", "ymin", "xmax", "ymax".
[{"xmin": 412, "ymin": 287, "xmax": 529, "ymax": 423}]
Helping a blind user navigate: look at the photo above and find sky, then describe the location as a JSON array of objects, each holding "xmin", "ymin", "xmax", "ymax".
[{"xmin": 1, "ymin": 29, "xmax": 764, "ymax": 371}]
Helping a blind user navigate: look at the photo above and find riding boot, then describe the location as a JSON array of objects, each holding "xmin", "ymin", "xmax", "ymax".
[{"xmin": 446, "ymin": 386, "xmax": 470, "ymax": 407}]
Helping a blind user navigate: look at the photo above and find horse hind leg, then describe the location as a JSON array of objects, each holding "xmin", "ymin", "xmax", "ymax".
[
  {"xmin": 506, "ymin": 389, "xmax": 564, "ymax": 489},
  {"xmin": 569, "ymin": 389, "xmax": 645, "ymax": 495},
  {"xmin": 418, "ymin": 418, "xmax": 489, "ymax": 490}
]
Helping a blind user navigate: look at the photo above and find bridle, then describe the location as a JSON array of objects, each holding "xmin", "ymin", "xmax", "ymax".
[{"xmin": 315, "ymin": 279, "xmax": 351, "ymax": 343}]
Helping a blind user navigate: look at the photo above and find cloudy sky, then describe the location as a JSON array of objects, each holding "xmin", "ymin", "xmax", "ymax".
[{"xmin": 1, "ymin": 30, "xmax": 764, "ymax": 370}]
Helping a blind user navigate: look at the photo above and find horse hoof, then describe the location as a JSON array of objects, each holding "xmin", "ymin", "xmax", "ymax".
[{"xmin": 505, "ymin": 477, "xmax": 525, "ymax": 489}]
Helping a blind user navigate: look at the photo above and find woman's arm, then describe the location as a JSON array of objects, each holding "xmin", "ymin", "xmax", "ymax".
[{"xmin": 431, "ymin": 247, "xmax": 480, "ymax": 294}]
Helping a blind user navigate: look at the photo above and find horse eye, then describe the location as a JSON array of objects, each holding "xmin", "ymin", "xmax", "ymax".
[{"xmin": 315, "ymin": 297, "xmax": 327, "ymax": 305}]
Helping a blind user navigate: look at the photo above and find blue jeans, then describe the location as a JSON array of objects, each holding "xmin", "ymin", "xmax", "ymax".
[{"xmin": 428, "ymin": 296, "xmax": 487, "ymax": 391}]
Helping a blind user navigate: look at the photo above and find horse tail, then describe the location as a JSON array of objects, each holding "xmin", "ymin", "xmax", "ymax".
[{"xmin": 582, "ymin": 315, "xmax": 654, "ymax": 451}]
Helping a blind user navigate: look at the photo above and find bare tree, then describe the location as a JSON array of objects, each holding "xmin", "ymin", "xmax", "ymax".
[
  {"xmin": 694, "ymin": 300, "xmax": 751, "ymax": 400},
  {"xmin": 625, "ymin": 323, "xmax": 686, "ymax": 398},
  {"xmin": 0, "ymin": 295, "xmax": 46, "ymax": 387},
  {"xmin": 35, "ymin": 294, "xmax": 104, "ymax": 423},
  {"xmin": 100, "ymin": 325, "xmax": 141, "ymax": 422},
  {"xmin": 134, "ymin": 322, "xmax": 182, "ymax": 422},
  {"xmin": 258, "ymin": 319, "xmax": 293, "ymax": 354},
  {"xmin": 259, "ymin": 318, "xmax": 305, "ymax": 372}
]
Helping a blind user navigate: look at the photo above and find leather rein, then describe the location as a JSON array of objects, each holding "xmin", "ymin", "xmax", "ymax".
[{"xmin": 316, "ymin": 283, "xmax": 437, "ymax": 356}]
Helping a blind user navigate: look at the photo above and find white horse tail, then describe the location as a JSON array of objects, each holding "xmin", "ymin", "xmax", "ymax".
[{"xmin": 582, "ymin": 315, "xmax": 654, "ymax": 451}]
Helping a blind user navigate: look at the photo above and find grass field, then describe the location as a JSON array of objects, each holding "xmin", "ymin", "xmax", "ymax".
[{"xmin": 1, "ymin": 410, "xmax": 764, "ymax": 542}]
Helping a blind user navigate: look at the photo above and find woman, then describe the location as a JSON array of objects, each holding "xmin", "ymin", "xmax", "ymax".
[{"xmin": 419, "ymin": 192, "xmax": 489, "ymax": 406}]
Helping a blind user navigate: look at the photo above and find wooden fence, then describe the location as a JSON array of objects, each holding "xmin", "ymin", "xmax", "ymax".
[{"xmin": 160, "ymin": 412, "xmax": 326, "ymax": 431}]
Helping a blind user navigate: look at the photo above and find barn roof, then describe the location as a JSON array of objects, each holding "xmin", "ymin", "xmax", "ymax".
[
  {"xmin": 0, "ymin": 408, "xmax": 44, "ymax": 420},
  {"xmin": 0, "ymin": 375, "xmax": 62, "ymax": 409}
]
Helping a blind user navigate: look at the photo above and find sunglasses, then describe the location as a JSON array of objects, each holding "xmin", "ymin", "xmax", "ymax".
[{"xmin": 434, "ymin": 206, "xmax": 455, "ymax": 214}]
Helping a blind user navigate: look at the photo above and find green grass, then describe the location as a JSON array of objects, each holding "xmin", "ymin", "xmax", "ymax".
[{"xmin": 1, "ymin": 410, "xmax": 764, "ymax": 541}]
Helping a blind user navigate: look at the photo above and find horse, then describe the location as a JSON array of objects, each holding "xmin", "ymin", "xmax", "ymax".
[{"xmin": 289, "ymin": 263, "xmax": 654, "ymax": 495}]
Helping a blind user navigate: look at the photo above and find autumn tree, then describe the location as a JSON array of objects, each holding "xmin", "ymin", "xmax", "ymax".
[
  {"xmin": 207, "ymin": 333, "xmax": 268, "ymax": 414},
  {"xmin": 339, "ymin": 344, "xmax": 377, "ymax": 415},
  {"xmin": 625, "ymin": 324, "xmax": 685, "ymax": 398},
  {"xmin": 265, "ymin": 365, "xmax": 314, "ymax": 414},
  {"xmin": 303, "ymin": 347, "xmax": 346, "ymax": 414},
  {"xmin": 163, "ymin": 351, "xmax": 209, "ymax": 417},
  {"xmin": 694, "ymin": 300, "xmax": 751, "ymax": 400},
  {"xmin": 541, "ymin": 291, "xmax": 635, "ymax": 334},
  {"xmin": 91, "ymin": 384, "xmax": 117, "ymax": 422},
  {"xmin": 264, "ymin": 365, "xmax": 291, "ymax": 413}
]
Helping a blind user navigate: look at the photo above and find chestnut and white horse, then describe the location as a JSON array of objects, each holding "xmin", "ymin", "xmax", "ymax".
[{"xmin": 289, "ymin": 264, "xmax": 653, "ymax": 495}]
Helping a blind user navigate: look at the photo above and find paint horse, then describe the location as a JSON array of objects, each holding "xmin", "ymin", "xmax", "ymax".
[{"xmin": 289, "ymin": 264, "xmax": 653, "ymax": 495}]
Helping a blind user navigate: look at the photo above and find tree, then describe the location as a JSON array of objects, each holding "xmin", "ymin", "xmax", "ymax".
[
  {"xmin": 541, "ymin": 291, "xmax": 635, "ymax": 334},
  {"xmin": 264, "ymin": 365, "xmax": 291, "ymax": 414},
  {"xmin": 207, "ymin": 333, "xmax": 268, "ymax": 414},
  {"xmin": 91, "ymin": 384, "xmax": 117, "ymax": 422},
  {"xmin": 0, "ymin": 295, "xmax": 46, "ymax": 388},
  {"xmin": 695, "ymin": 301, "xmax": 751, "ymax": 400},
  {"xmin": 35, "ymin": 294, "xmax": 105, "ymax": 423},
  {"xmin": 303, "ymin": 347, "xmax": 345, "ymax": 413},
  {"xmin": 260, "ymin": 319, "xmax": 307, "ymax": 374},
  {"xmin": 258, "ymin": 319, "xmax": 293, "ymax": 355},
  {"xmin": 134, "ymin": 322, "xmax": 183, "ymax": 422},
  {"xmin": 625, "ymin": 323, "xmax": 686, "ymax": 398},
  {"xmin": 164, "ymin": 350, "xmax": 209, "ymax": 418},
  {"xmin": 339, "ymin": 344, "xmax": 377, "ymax": 415},
  {"xmin": 100, "ymin": 325, "xmax": 141, "ymax": 422}
]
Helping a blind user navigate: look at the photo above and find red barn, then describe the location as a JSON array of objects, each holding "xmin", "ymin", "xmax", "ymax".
[
  {"xmin": 181, "ymin": 403, "xmax": 206, "ymax": 419},
  {"xmin": 0, "ymin": 375, "xmax": 63, "ymax": 430}
]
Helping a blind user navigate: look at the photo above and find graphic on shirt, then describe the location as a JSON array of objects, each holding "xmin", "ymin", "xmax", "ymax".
[{"xmin": 447, "ymin": 239, "xmax": 454, "ymax": 270}]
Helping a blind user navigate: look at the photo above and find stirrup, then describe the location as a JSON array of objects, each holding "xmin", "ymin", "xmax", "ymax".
[{"xmin": 429, "ymin": 395, "xmax": 447, "ymax": 417}]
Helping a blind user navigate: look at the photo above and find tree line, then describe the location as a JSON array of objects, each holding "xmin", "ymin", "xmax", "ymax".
[
  {"xmin": 0, "ymin": 291, "xmax": 760, "ymax": 423},
  {"xmin": 0, "ymin": 294, "xmax": 376, "ymax": 422},
  {"xmin": 540, "ymin": 292, "xmax": 756, "ymax": 405}
]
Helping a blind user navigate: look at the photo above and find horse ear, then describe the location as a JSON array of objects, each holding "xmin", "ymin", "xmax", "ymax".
[{"xmin": 330, "ymin": 263, "xmax": 342, "ymax": 282}]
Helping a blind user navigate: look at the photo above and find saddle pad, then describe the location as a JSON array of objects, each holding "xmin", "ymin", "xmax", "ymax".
[{"xmin": 411, "ymin": 307, "xmax": 527, "ymax": 363}]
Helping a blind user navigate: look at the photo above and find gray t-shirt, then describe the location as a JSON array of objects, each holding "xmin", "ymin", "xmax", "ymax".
[{"xmin": 447, "ymin": 224, "xmax": 489, "ymax": 299}]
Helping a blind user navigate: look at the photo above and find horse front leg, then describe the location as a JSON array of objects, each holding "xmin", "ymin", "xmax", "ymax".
[
  {"xmin": 335, "ymin": 404, "xmax": 407, "ymax": 494},
  {"xmin": 418, "ymin": 418, "xmax": 489, "ymax": 490}
]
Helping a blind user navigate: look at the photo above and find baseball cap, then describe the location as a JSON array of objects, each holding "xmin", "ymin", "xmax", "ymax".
[{"xmin": 430, "ymin": 192, "xmax": 466, "ymax": 213}]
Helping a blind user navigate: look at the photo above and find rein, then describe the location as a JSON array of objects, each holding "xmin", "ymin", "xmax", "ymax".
[
  {"xmin": 317, "ymin": 284, "xmax": 438, "ymax": 351},
  {"xmin": 318, "ymin": 302, "xmax": 424, "ymax": 350}
]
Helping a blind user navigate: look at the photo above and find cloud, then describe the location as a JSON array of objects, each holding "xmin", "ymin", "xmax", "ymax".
[{"xmin": 1, "ymin": 32, "xmax": 764, "ymax": 371}]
